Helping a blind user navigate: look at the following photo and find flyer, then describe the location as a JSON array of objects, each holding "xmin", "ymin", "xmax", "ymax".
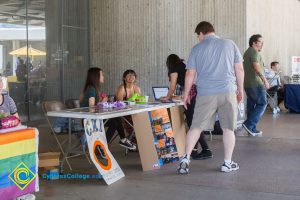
[{"xmin": 149, "ymin": 108, "xmax": 179, "ymax": 165}]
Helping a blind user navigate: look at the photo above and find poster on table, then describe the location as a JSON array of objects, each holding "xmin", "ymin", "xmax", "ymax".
[
  {"xmin": 0, "ymin": 128, "xmax": 39, "ymax": 200},
  {"xmin": 83, "ymin": 119, "xmax": 124, "ymax": 185},
  {"xmin": 149, "ymin": 108, "xmax": 179, "ymax": 166},
  {"xmin": 292, "ymin": 56, "xmax": 300, "ymax": 75}
]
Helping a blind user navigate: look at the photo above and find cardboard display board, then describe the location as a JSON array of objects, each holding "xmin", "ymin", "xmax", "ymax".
[
  {"xmin": 83, "ymin": 119, "xmax": 124, "ymax": 185},
  {"xmin": 0, "ymin": 128, "xmax": 39, "ymax": 200}
]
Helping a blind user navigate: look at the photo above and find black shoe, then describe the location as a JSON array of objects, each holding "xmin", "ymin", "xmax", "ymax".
[
  {"xmin": 119, "ymin": 138, "xmax": 137, "ymax": 150},
  {"xmin": 192, "ymin": 150, "xmax": 213, "ymax": 160},
  {"xmin": 191, "ymin": 150, "xmax": 198, "ymax": 157}
]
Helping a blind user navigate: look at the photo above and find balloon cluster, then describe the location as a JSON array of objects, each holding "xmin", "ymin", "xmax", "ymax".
[{"xmin": 97, "ymin": 101, "xmax": 126, "ymax": 108}]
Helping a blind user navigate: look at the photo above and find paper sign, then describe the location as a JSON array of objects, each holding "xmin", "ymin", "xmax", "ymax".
[
  {"xmin": 83, "ymin": 119, "xmax": 124, "ymax": 185},
  {"xmin": 292, "ymin": 56, "xmax": 300, "ymax": 75}
]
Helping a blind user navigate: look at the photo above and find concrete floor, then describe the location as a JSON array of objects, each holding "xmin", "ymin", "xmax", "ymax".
[{"xmin": 34, "ymin": 112, "xmax": 300, "ymax": 200}]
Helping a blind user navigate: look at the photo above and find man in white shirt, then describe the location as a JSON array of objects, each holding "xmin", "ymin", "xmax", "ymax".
[
  {"xmin": 265, "ymin": 61, "xmax": 281, "ymax": 88},
  {"xmin": 264, "ymin": 61, "xmax": 284, "ymax": 105}
]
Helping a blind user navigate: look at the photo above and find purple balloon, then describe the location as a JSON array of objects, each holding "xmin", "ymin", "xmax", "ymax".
[{"xmin": 97, "ymin": 101, "xmax": 125, "ymax": 108}]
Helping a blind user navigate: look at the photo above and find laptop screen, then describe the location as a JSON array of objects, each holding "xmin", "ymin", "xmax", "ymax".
[{"xmin": 152, "ymin": 87, "xmax": 169, "ymax": 100}]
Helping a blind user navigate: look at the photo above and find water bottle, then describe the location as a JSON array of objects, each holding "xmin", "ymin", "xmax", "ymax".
[{"xmin": 238, "ymin": 102, "xmax": 245, "ymax": 118}]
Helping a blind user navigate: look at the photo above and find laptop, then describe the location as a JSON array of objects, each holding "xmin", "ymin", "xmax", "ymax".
[{"xmin": 152, "ymin": 86, "xmax": 169, "ymax": 101}]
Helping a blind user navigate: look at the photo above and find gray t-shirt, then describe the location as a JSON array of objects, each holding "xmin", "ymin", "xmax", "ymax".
[
  {"xmin": 186, "ymin": 35, "xmax": 243, "ymax": 96},
  {"xmin": 0, "ymin": 94, "xmax": 18, "ymax": 115}
]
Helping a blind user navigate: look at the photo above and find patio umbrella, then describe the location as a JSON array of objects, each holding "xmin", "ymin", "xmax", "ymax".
[{"xmin": 9, "ymin": 46, "xmax": 46, "ymax": 56}]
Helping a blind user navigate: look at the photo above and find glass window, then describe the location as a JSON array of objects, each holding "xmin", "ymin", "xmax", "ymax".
[{"xmin": 0, "ymin": 0, "xmax": 89, "ymax": 121}]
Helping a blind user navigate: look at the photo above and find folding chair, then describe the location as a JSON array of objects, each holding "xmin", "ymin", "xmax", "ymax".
[
  {"xmin": 42, "ymin": 100, "xmax": 91, "ymax": 171},
  {"xmin": 267, "ymin": 88, "xmax": 280, "ymax": 114},
  {"xmin": 64, "ymin": 99, "xmax": 92, "ymax": 166},
  {"xmin": 266, "ymin": 71, "xmax": 282, "ymax": 114},
  {"xmin": 64, "ymin": 99, "xmax": 80, "ymax": 109}
]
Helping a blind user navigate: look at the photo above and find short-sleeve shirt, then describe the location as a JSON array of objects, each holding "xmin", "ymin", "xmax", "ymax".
[
  {"xmin": 80, "ymin": 86, "xmax": 99, "ymax": 107},
  {"xmin": 265, "ymin": 68, "xmax": 281, "ymax": 87},
  {"xmin": 186, "ymin": 35, "xmax": 243, "ymax": 96},
  {"xmin": 168, "ymin": 61, "xmax": 186, "ymax": 87},
  {"xmin": 243, "ymin": 47, "xmax": 264, "ymax": 88},
  {"xmin": 0, "ymin": 94, "xmax": 18, "ymax": 115}
]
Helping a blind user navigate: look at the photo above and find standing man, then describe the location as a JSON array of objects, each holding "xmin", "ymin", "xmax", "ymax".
[
  {"xmin": 242, "ymin": 34, "xmax": 269, "ymax": 136},
  {"xmin": 177, "ymin": 21, "xmax": 244, "ymax": 174}
]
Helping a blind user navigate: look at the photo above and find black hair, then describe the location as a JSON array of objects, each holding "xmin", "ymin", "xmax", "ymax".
[
  {"xmin": 271, "ymin": 61, "xmax": 279, "ymax": 69},
  {"xmin": 249, "ymin": 34, "xmax": 262, "ymax": 47},
  {"xmin": 122, "ymin": 69, "xmax": 137, "ymax": 87},
  {"xmin": 166, "ymin": 54, "xmax": 183, "ymax": 74}
]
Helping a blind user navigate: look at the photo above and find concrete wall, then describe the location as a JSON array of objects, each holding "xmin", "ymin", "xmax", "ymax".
[
  {"xmin": 90, "ymin": 0, "xmax": 246, "ymax": 96},
  {"xmin": 246, "ymin": 0, "xmax": 300, "ymax": 75}
]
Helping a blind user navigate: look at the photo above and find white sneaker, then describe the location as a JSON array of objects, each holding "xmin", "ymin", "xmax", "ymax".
[
  {"xmin": 177, "ymin": 155, "xmax": 190, "ymax": 174},
  {"xmin": 221, "ymin": 161, "xmax": 239, "ymax": 173}
]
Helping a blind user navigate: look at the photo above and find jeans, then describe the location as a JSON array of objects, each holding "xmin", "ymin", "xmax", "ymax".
[
  {"xmin": 52, "ymin": 117, "xmax": 68, "ymax": 133},
  {"xmin": 244, "ymin": 86, "xmax": 267, "ymax": 132},
  {"xmin": 53, "ymin": 117, "xmax": 83, "ymax": 133}
]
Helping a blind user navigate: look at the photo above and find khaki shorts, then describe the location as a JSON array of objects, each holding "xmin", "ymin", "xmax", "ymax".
[{"xmin": 190, "ymin": 92, "xmax": 237, "ymax": 131}]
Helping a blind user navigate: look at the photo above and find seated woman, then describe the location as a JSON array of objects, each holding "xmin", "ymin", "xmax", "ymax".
[
  {"xmin": 0, "ymin": 74, "xmax": 20, "ymax": 119},
  {"xmin": 115, "ymin": 69, "xmax": 141, "ymax": 142},
  {"xmin": 160, "ymin": 54, "xmax": 212, "ymax": 160},
  {"xmin": 80, "ymin": 67, "xmax": 136, "ymax": 150}
]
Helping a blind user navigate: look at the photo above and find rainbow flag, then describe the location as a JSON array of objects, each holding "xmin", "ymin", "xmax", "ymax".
[{"xmin": 0, "ymin": 128, "xmax": 39, "ymax": 200}]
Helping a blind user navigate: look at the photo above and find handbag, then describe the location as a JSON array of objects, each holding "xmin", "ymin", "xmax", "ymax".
[{"xmin": 0, "ymin": 115, "xmax": 20, "ymax": 129}]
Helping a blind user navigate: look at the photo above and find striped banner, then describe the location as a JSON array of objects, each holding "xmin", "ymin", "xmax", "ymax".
[{"xmin": 0, "ymin": 128, "xmax": 39, "ymax": 200}]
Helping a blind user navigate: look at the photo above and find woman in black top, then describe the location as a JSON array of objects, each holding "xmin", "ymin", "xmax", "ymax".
[
  {"xmin": 160, "ymin": 55, "xmax": 186, "ymax": 100},
  {"xmin": 161, "ymin": 54, "xmax": 213, "ymax": 160}
]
